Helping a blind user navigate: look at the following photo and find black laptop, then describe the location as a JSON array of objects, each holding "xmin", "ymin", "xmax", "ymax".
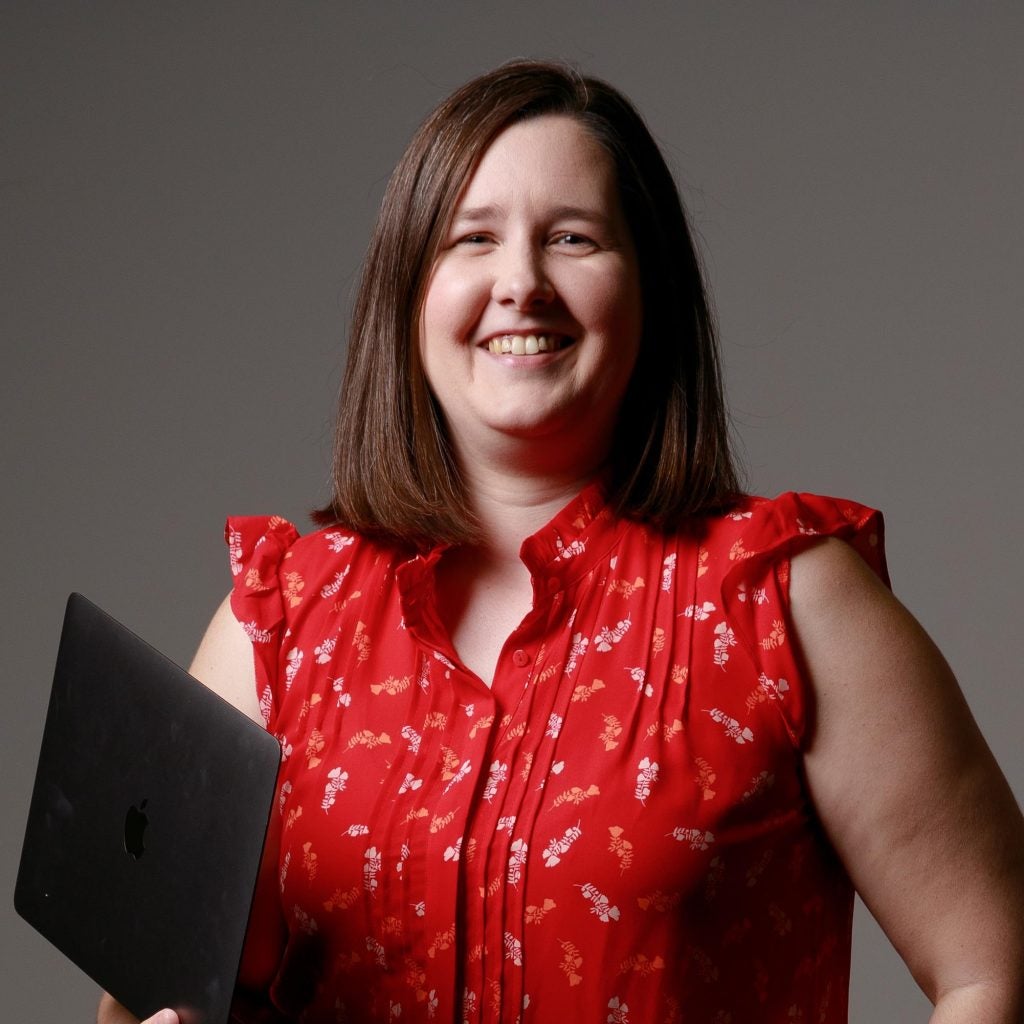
[{"xmin": 14, "ymin": 593, "xmax": 281, "ymax": 1024}]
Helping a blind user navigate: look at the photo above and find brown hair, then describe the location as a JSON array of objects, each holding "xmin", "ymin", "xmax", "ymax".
[{"xmin": 315, "ymin": 60, "xmax": 743, "ymax": 546}]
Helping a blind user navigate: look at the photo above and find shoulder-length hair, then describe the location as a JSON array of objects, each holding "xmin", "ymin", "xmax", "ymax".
[{"xmin": 315, "ymin": 60, "xmax": 742, "ymax": 547}]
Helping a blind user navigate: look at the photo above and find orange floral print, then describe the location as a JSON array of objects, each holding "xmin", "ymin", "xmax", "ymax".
[
  {"xmin": 282, "ymin": 570, "xmax": 304, "ymax": 607},
  {"xmin": 224, "ymin": 490, "xmax": 887, "ymax": 1023},
  {"xmin": 559, "ymin": 940, "xmax": 584, "ymax": 986},
  {"xmin": 760, "ymin": 619, "xmax": 786, "ymax": 651},
  {"xmin": 608, "ymin": 825, "xmax": 634, "ymax": 872}
]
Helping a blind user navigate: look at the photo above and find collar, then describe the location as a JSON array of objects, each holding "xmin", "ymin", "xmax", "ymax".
[{"xmin": 395, "ymin": 479, "xmax": 628, "ymax": 629}]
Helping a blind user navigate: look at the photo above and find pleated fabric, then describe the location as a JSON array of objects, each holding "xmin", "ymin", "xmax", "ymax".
[{"xmin": 225, "ymin": 487, "xmax": 887, "ymax": 1023}]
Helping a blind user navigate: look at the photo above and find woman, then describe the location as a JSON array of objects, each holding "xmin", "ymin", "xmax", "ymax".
[{"xmin": 100, "ymin": 61, "xmax": 1024, "ymax": 1024}]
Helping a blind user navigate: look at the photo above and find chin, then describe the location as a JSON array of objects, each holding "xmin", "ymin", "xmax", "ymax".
[
  {"xmin": 489, "ymin": 408, "xmax": 570, "ymax": 436},
  {"xmin": 494, "ymin": 413, "xmax": 599, "ymax": 447}
]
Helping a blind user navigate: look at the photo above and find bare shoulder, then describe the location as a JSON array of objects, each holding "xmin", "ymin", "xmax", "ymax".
[
  {"xmin": 788, "ymin": 534, "xmax": 893, "ymax": 626},
  {"xmin": 788, "ymin": 536, "xmax": 946, "ymax": 708},
  {"xmin": 188, "ymin": 593, "xmax": 260, "ymax": 724},
  {"xmin": 788, "ymin": 535, "xmax": 982, "ymax": 785}
]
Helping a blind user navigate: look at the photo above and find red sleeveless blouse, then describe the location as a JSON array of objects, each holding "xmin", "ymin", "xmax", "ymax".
[{"xmin": 226, "ymin": 488, "xmax": 887, "ymax": 1023}]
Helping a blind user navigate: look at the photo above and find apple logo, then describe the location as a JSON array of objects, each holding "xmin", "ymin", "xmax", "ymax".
[{"xmin": 123, "ymin": 799, "xmax": 149, "ymax": 860}]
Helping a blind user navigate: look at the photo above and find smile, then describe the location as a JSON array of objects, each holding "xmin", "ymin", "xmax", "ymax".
[{"xmin": 485, "ymin": 334, "xmax": 570, "ymax": 355}]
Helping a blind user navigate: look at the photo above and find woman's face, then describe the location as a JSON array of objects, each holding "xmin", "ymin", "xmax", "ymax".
[{"xmin": 418, "ymin": 114, "xmax": 643, "ymax": 465}]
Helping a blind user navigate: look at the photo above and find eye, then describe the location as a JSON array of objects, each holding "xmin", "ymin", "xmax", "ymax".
[
  {"xmin": 551, "ymin": 232, "xmax": 597, "ymax": 251},
  {"xmin": 456, "ymin": 233, "xmax": 493, "ymax": 246}
]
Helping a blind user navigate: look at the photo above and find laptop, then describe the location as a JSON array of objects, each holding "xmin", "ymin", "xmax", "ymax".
[{"xmin": 14, "ymin": 593, "xmax": 282, "ymax": 1024}]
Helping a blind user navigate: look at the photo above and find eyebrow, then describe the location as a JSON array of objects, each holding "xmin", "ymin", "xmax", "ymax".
[
  {"xmin": 547, "ymin": 205, "xmax": 611, "ymax": 224},
  {"xmin": 451, "ymin": 204, "xmax": 506, "ymax": 224},
  {"xmin": 451, "ymin": 204, "xmax": 612, "ymax": 225}
]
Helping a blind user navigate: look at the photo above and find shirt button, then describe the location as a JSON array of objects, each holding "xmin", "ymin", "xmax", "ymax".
[{"xmin": 512, "ymin": 649, "xmax": 530, "ymax": 668}]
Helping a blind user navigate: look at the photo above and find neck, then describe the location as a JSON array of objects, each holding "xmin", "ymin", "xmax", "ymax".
[
  {"xmin": 457, "ymin": 459, "xmax": 603, "ymax": 563},
  {"xmin": 443, "ymin": 416, "xmax": 614, "ymax": 560}
]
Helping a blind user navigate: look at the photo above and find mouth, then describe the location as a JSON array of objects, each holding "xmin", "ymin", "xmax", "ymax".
[{"xmin": 484, "ymin": 333, "xmax": 572, "ymax": 356}]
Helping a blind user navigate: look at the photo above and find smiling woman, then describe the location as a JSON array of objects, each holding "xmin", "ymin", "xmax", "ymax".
[
  {"xmin": 418, "ymin": 115, "xmax": 643, "ymax": 473},
  {"xmin": 100, "ymin": 60, "xmax": 1024, "ymax": 1024},
  {"xmin": 321, "ymin": 61, "xmax": 738, "ymax": 550}
]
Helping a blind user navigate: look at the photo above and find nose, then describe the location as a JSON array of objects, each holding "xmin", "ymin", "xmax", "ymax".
[{"xmin": 491, "ymin": 241, "xmax": 555, "ymax": 309}]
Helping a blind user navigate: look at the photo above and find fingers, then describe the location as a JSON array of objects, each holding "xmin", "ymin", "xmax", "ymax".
[
  {"xmin": 98, "ymin": 991, "xmax": 179, "ymax": 1024},
  {"xmin": 99, "ymin": 992, "xmax": 167, "ymax": 1024}
]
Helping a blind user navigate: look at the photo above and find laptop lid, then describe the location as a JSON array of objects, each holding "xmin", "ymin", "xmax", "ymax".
[{"xmin": 15, "ymin": 593, "xmax": 281, "ymax": 1024}]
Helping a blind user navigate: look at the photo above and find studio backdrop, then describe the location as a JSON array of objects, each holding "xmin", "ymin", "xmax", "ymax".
[{"xmin": 3, "ymin": 3, "xmax": 1021, "ymax": 1020}]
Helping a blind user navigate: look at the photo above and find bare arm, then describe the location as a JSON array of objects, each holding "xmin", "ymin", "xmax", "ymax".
[
  {"xmin": 791, "ymin": 539, "xmax": 1024, "ymax": 1022},
  {"xmin": 98, "ymin": 595, "xmax": 275, "ymax": 1024}
]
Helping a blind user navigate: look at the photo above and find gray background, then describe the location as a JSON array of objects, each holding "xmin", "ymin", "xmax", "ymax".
[{"xmin": 3, "ymin": 2, "xmax": 1021, "ymax": 1020}]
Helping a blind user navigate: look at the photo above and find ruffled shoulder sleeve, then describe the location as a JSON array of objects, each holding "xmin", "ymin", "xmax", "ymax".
[
  {"xmin": 718, "ymin": 492, "xmax": 889, "ymax": 748},
  {"xmin": 225, "ymin": 515, "xmax": 301, "ymax": 727}
]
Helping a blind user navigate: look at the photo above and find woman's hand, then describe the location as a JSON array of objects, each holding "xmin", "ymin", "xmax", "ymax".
[
  {"xmin": 96, "ymin": 992, "xmax": 178, "ymax": 1024},
  {"xmin": 97, "ymin": 989, "xmax": 288, "ymax": 1024}
]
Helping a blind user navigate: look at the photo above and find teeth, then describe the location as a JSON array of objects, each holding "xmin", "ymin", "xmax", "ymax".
[{"xmin": 487, "ymin": 334, "xmax": 563, "ymax": 355}]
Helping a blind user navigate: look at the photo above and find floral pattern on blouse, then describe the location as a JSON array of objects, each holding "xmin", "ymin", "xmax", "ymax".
[{"xmin": 226, "ymin": 487, "xmax": 888, "ymax": 1024}]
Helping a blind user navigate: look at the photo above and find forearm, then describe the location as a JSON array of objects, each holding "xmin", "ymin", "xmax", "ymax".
[{"xmin": 929, "ymin": 982, "xmax": 1023, "ymax": 1024}]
